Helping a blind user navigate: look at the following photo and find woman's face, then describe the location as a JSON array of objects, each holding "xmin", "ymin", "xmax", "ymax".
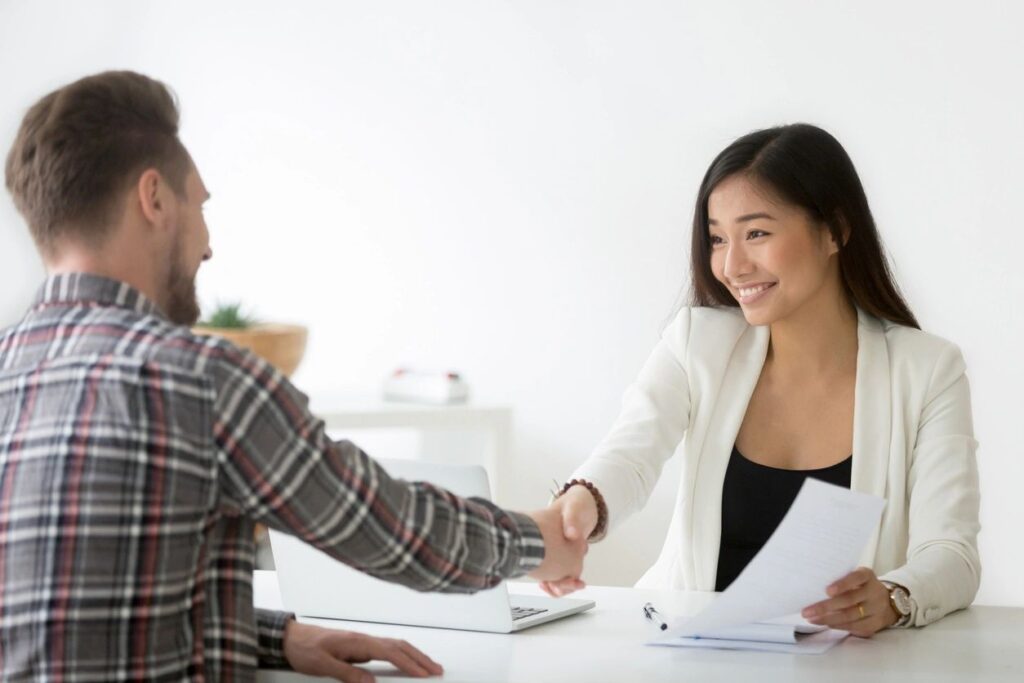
[{"xmin": 707, "ymin": 174, "xmax": 841, "ymax": 327}]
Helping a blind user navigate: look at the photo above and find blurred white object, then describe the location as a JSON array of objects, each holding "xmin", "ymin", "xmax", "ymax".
[{"xmin": 383, "ymin": 368, "xmax": 469, "ymax": 404}]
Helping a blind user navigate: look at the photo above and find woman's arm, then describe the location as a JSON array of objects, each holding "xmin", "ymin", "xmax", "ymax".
[
  {"xmin": 567, "ymin": 308, "xmax": 694, "ymax": 534},
  {"xmin": 539, "ymin": 309, "xmax": 696, "ymax": 597},
  {"xmin": 880, "ymin": 343, "xmax": 982, "ymax": 626}
]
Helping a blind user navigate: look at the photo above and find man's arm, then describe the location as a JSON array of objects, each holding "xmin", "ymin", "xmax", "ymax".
[
  {"xmin": 255, "ymin": 609, "xmax": 293, "ymax": 669},
  {"xmin": 210, "ymin": 344, "xmax": 581, "ymax": 593}
]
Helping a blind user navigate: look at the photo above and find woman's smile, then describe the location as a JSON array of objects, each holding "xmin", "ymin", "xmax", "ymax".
[{"xmin": 736, "ymin": 281, "xmax": 777, "ymax": 304}]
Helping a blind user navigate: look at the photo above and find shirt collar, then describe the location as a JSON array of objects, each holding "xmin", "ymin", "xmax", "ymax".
[{"xmin": 32, "ymin": 272, "xmax": 164, "ymax": 319}]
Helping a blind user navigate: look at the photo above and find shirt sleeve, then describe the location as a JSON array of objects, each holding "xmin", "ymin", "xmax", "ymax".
[
  {"xmin": 255, "ymin": 608, "xmax": 293, "ymax": 669},
  {"xmin": 208, "ymin": 344, "xmax": 544, "ymax": 593}
]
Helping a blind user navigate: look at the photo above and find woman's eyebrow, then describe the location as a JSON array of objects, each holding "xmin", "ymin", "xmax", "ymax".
[{"xmin": 708, "ymin": 212, "xmax": 776, "ymax": 226}]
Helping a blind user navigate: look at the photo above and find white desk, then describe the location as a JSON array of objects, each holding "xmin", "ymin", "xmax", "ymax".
[
  {"xmin": 254, "ymin": 571, "xmax": 1023, "ymax": 682},
  {"xmin": 309, "ymin": 395, "xmax": 512, "ymax": 500}
]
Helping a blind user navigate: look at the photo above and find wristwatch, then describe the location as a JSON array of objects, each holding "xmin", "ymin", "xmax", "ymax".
[{"xmin": 881, "ymin": 581, "xmax": 913, "ymax": 627}]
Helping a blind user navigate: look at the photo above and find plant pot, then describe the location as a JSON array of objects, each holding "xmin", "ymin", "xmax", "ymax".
[{"xmin": 193, "ymin": 323, "xmax": 308, "ymax": 377}]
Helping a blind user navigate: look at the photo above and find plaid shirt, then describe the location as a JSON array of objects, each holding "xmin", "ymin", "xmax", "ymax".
[{"xmin": 0, "ymin": 273, "xmax": 544, "ymax": 682}]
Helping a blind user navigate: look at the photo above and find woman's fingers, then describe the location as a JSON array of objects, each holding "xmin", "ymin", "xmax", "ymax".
[
  {"xmin": 802, "ymin": 571, "xmax": 893, "ymax": 637},
  {"xmin": 825, "ymin": 566, "xmax": 873, "ymax": 597},
  {"xmin": 802, "ymin": 583, "xmax": 871, "ymax": 619}
]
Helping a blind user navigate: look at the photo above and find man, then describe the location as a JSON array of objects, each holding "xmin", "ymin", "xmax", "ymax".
[{"xmin": 0, "ymin": 71, "xmax": 586, "ymax": 682}]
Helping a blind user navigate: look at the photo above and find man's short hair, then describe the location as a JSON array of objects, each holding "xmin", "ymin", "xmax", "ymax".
[{"xmin": 5, "ymin": 70, "xmax": 191, "ymax": 254}]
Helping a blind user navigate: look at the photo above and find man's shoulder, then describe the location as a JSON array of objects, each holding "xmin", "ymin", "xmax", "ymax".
[
  {"xmin": 67, "ymin": 308, "xmax": 257, "ymax": 388},
  {"xmin": 143, "ymin": 319, "xmax": 264, "ymax": 382}
]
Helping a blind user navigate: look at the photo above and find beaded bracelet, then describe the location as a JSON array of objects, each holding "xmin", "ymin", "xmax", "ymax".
[{"xmin": 556, "ymin": 478, "xmax": 609, "ymax": 542}]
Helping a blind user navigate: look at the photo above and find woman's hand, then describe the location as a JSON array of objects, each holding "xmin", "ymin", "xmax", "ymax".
[
  {"xmin": 537, "ymin": 485, "xmax": 599, "ymax": 598},
  {"xmin": 283, "ymin": 619, "xmax": 443, "ymax": 682},
  {"xmin": 801, "ymin": 567, "xmax": 897, "ymax": 637}
]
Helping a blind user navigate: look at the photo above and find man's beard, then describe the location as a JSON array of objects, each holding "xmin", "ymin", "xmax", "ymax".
[{"xmin": 164, "ymin": 238, "xmax": 201, "ymax": 326}]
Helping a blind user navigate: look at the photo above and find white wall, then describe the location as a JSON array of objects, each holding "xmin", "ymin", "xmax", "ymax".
[{"xmin": 2, "ymin": 0, "xmax": 1021, "ymax": 606}]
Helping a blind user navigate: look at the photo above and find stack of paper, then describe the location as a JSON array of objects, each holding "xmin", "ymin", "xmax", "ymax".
[{"xmin": 648, "ymin": 479, "xmax": 886, "ymax": 655}]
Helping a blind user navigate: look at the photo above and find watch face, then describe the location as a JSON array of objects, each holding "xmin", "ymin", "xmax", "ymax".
[{"xmin": 892, "ymin": 587, "xmax": 912, "ymax": 615}]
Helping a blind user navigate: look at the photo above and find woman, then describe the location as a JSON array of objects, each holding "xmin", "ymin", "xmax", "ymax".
[{"xmin": 543, "ymin": 124, "xmax": 980, "ymax": 636}]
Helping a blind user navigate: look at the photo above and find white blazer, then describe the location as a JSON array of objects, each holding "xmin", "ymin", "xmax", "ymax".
[{"xmin": 572, "ymin": 306, "xmax": 980, "ymax": 627}]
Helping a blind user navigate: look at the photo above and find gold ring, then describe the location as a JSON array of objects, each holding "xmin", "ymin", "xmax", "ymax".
[{"xmin": 857, "ymin": 603, "xmax": 866, "ymax": 619}]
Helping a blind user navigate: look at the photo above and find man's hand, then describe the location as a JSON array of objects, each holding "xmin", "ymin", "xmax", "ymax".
[
  {"xmin": 283, "ymin": 619, "xmax": 443, "ymax": 683},
  {"xmin": 535, "ymin": 485, "xmax": 598, "ymax": 597},
  {"xmin": 525, "ymin": 506, "xmax": 588, "ymax": 594},
  {"xmin": 800, "ymin": 567, "xmax": 898, "ymax": 637}
]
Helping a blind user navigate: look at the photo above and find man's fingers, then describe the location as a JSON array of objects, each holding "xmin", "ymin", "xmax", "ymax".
[
  {"xmin": 395, "ymin": 639, "xmax": 444, "ymax": 676},
  {"xmin": 545, "ymin": 577, "xmax": 586, "ymax": 597},
  {"xmin": 378, "ymin": 646, "xmax": 431, "ymax": 678},
  {"xmin": 543, "ymin": 580, "xmax": 563, "ymax": 597},
  {"xmin": 358, "ymin": 638, "xmax": 433, "ymax": 678},
  {"xmin": 321, "ymin": 657, "xmax": 373, "ymax": 683}
]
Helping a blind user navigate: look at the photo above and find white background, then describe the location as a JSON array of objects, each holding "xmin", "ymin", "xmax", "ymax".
[{"xmin": 2, "ymin": 0, "xmax": 1021, "ymax": 606}]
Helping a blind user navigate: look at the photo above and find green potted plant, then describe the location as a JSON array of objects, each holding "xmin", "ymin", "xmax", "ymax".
[{"xmin": 193, "ymin": 302, "xmax": 308, "ymax": 378}]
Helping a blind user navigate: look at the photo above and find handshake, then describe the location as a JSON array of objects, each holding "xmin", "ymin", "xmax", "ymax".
[{"xmin": 524, "ymin": 484, "xmax": 601, "ymax": 597}]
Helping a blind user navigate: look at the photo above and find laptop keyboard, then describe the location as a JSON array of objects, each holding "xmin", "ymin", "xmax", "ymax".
[{"xmin": 510, "ymin": 606, "xmax": 549, "ymax": 621}]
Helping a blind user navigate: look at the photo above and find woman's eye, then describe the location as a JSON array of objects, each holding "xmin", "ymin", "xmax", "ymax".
[
  {"xmin": 747, "ymin": 230, "xmax": 768, "ymax": 239},
  {"xmin": 710, "ymin": 235, "xmax": 725, "ymax": 246}
]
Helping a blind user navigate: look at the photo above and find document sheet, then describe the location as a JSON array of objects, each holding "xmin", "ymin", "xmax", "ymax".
[{"xmin": 650, "ymin": 478, "xmax": 885, "ymax": 653}]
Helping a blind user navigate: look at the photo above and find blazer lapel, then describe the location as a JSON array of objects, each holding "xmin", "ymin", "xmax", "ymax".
[
  {"xmin": 851, "ymin": 308, "xmax": 891, "ymax": 566},
  {"xmin": 690, "ymin": 322, "xmax": 770, "ymax": 590}
]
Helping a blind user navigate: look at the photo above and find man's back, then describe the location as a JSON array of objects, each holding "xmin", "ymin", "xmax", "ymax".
[{"xmin": 0, "ymin": 274, "xmax": 237, "ymax": 680}]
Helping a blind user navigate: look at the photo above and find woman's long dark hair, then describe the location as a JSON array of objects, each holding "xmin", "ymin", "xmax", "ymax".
[{"xmin": 689, "ymin": 123, "xmax": 919, "ymax": 329}]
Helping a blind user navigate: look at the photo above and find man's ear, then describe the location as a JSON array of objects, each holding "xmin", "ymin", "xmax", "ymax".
[{"xmin": 136, "ymin": 168, "xmax": 169, "ymax": 227}]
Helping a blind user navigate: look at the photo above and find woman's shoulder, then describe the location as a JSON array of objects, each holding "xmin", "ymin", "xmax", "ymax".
[
  {"xmin": 663, "ymin": 307, "xmax": 745, "ymax": 339},
  {"xmin": 661, "ymin": 305, "xmax": 752, "ymax": 360},
  {"xmin": 879, "ymin": 318, "xmax": 962, "ymax": 357},
  {"xmin": 665, "ymin": 305, "xmax": 749, "ymax": 336},
  {"xmin": 877, "ymin": 318, "xmax": 968, "ymax": 384}
]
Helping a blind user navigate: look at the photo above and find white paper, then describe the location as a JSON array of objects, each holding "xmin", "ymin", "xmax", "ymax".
[
  {"xmin": 649, "ymin": 627, "xmax": 848, "ymax": 655},
  {"xmin": 666, "ymin": 478, "xmax": 885, "ymax": 638},
  {"xmin": 695, "ymin": 615, "xmax": 827, "ymax": 644}
]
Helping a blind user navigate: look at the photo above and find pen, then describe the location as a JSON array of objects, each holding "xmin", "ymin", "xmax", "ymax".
[{"xmin": 642, "ymin": 602, "xmax": 668, "ymax": 631}]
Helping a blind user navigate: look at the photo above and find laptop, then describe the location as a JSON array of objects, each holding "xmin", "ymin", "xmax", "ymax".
[{"xmin": 269, "ymin": 458, "xmax": 595, "ymax": 633}]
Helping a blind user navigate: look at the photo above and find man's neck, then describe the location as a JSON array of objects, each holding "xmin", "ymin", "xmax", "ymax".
[{"xmin": 46, "ymin": 245, "xmax": 163, "ymax": 311}]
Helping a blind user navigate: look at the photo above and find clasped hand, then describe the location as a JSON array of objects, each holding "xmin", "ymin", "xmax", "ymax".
[{"xmin": 527, "ymin": 485, "xmax": 599, "ymax": 597}]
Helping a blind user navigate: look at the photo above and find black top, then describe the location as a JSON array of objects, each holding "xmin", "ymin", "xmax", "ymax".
[{"xmin": 715, "ymin": 445, "xmax": 852, "ymax": 592}]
